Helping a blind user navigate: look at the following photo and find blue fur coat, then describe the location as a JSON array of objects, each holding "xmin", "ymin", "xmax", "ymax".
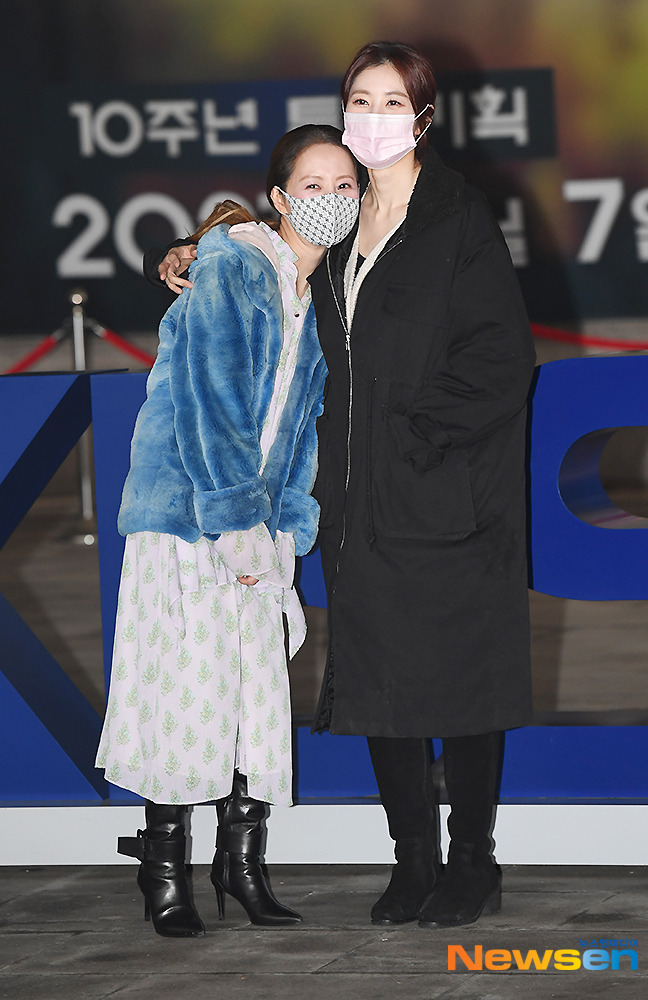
[{"xmin": 118, "ymin": 225, "xmax": 327, "ymax": 556}]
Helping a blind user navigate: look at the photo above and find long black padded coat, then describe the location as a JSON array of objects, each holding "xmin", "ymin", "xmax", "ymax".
[{"xmin": 309, "ymin": 147, "xmax": 537, "ymax": 739}]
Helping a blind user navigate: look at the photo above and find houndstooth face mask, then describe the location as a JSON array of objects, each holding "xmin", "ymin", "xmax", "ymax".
[{"xmin": 278, "ymin": 188, "xmax": 359, "ymax": 247}]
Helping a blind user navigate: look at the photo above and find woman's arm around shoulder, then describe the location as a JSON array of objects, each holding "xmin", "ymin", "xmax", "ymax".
[{"xmin": 143, "ymin": 237, "xmax": 197, "ymax": 291}]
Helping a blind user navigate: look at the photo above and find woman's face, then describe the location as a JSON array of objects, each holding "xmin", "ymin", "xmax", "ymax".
[
  {"xmin": 283, "ymin": 142, "xmax": 359, "ymax": 200},
  {"xmin": 345, "ymin": 62, "xmax": 414, "ymax": 116}
]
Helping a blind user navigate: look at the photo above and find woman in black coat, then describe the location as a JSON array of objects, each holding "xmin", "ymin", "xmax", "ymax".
[{"xmin": 309, "ymin": 42, "xmax": 536, "ymax": 928}]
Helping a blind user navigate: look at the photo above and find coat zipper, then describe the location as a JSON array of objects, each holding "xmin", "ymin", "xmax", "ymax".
[
  {"xmin": 325, "ymin": 238, "xmax": 403, "ymax": 569},
  {"xmin": 316, "ymin": 237, "xmax": 403, "ymax": 732},
  {"xmin": 326, "ymin": 251, "xmax": 352, "ymax": 571}
]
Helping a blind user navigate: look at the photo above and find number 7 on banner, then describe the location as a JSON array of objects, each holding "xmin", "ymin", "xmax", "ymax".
[{"xmin": 563, "ymin": 178, "xmax": 624, "ymax": 263}]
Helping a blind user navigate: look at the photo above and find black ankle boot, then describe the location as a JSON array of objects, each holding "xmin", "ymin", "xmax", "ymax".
[
  {"xmin": 418, "ymin": 841, "xmax": 501, "ymax": 927},
  {"xmin": 118, "ymin": 801, "xmax": 205, "ymax": 938},
  {"xmin": 210, "ymin": 771, "xmax": 302, "ymax": 926},
  {"xmin": 371, "ymin": 834, "xmax": 441, "ymax": 924}
]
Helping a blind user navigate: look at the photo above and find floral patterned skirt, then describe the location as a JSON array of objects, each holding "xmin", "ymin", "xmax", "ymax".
[{"xmin": 95, "ymin": 528, "xmax": 306, "ymax": 806}]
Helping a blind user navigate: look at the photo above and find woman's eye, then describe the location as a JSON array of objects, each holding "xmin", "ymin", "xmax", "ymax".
[
  {"xmin": 351, "ymin": 98, "xmax": 368, "ymax": 105},
  {"xmin": 305, "ymin": 183, "xmax": 320, "ymax": 189},
  {"xmin": 386, "ymin": 99, "xmax": 403, "ymax": 106}
]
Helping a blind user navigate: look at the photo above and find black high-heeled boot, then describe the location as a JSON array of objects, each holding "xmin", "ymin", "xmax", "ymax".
[
  {"xmin": 419, "ymin": 731, "xmax": 502, "ymax": 928},
  {"xmin": 118, "ymin": 801, "xmax": 205, "ymax": 938},
  {"xmin": 368, "ymin": 737, "xmax": 442, "ymax": 925},
  {"xmin": 210, "ymin": 771, "xmax": 302, "ymax": 926}
]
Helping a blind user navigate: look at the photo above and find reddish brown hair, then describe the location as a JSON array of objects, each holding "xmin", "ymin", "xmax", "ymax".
[
  {"xmin": 190, "ymin": 199, "xmax": 256, "ymax": 242},
  {"xmin": 341, "ymin": 41, "xmax": 436, "ymax": 162}
]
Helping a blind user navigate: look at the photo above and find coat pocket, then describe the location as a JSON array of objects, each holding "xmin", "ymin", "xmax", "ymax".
[
  {"xmin": 370, "ymin": 384, "xmax": 477, "ymax": 540},
  {"xmin": 378, "ymin": 286, "xmax": 449, "ymax": 382}
]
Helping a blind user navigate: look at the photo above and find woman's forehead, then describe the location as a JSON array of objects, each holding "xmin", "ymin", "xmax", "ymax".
[
  {"xmin": 348, "ymin": 62, "xmax": 406, "ymax": 94},
  {"xmin": 291, "ymin": 143, "xmax": 356, "ymax": 177}
]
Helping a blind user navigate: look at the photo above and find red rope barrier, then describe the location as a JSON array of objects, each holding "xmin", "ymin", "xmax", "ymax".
[
  {"xmin": 4, "ymin": 320, "xmax": 646, "ymax": 378},
  {"xmin": 93, "ymin": 327, "xmax": 156, "ymax": 367},
  {"xmin": 531, "ymin": 323, "xmax": 648, "ymax": 352},
  {"xmin": 3, "ymin": 332, "xmax": 63, "ymax": 374}
]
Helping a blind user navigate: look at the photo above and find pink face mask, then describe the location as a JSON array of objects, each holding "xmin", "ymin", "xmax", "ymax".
[{"xmin": 342, "ymin": 106, "xmax": 432, "ymax": 170}]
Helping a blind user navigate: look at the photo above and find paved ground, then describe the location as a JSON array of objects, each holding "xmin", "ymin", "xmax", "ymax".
[{"xmin": 1, "ymin": 863, "xmax": 646, "ymax": 999}]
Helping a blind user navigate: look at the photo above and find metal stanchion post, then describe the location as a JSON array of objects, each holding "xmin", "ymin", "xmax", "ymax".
[
  {"xmin": 5, "ymin": 289, "xmax": 156, "ymax": 543},
  {"xmin": 69, "ymin": 289, "xmax": 96, "ymax": 544}
]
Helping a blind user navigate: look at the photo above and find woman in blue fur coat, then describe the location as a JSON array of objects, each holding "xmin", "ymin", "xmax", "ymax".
[{"xmin": 96, "ymin": 125, "xmax": 359, "ymax": 937}]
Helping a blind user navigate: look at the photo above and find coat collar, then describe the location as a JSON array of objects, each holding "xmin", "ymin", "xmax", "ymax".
[
  {"xmin": 404, "ymin": 145, "xmax": 466, "ymax": 235},
  {"xmin": 317, "ymin": 148, "xmax": 466, "ymax": 308},
  {"xmin": 326, "ymin": 148, "xmax": 465, "ymax": 266},
  {"xmin": 354, "ymin": 146, "xmax": 466, "ymax": 234}
]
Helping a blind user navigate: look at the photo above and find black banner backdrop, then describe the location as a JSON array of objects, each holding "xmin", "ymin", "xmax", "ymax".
[{"xmin": 14, "ymin": 68, "xmax": 647, "ymax": 334}]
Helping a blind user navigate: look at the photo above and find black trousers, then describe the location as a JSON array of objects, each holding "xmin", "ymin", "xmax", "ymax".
[{"xmin": 367, "ymin": 732, "xmax": 502, "ymax": 851}]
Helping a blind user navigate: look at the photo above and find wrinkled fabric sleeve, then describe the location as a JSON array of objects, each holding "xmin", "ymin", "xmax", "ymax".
[
  {"xmin": 169, "ymin": 251, "xmax": 272, "ymax": 534},
  {"xmin": 388, "ymin": 211, "xmax": 536, "ymax": 473},
  {"xmin": 277, "ymin": 356, "xmax": 328, "ymax": 555}
]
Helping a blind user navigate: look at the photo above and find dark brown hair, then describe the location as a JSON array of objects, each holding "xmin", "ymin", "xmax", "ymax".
[
  {"xmin": 341, "ymin": 41, "xmax": 436, "ymax": 162},
  {"xmin": 265, "ymin": 123, "xmax": 358, "ymax": 201}
]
